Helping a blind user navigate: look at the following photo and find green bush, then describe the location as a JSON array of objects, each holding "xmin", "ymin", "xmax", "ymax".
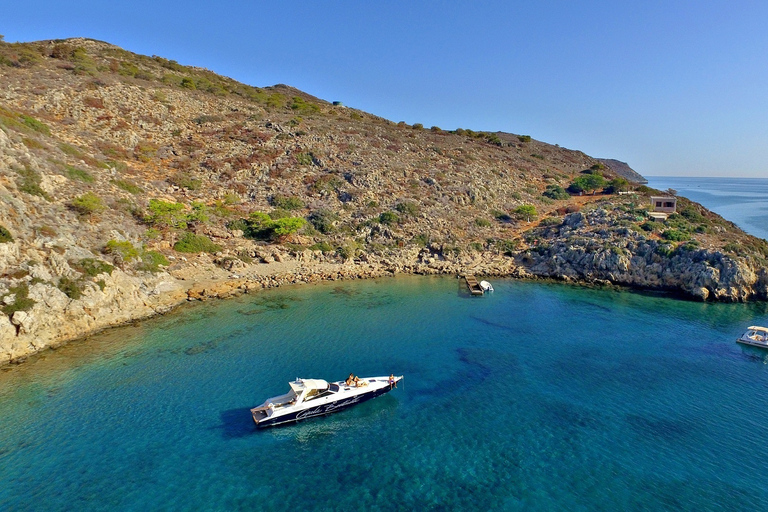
[
  {"xmin": 379, "ymin": 212, "xmax": 399, "ymax": 225},
  {"xmin": 226, "ymin": 219, "xmax": 249, "ymax": 232},
  {"xmin": 1, "ymin": 283, "xmax": 36, "ymax": 315},
  {"xmin": 474, "ymin": 218, "xmax": 491, "ymax": 228},
  {"xmin": 296, "ymin": 153, "xmax": 313, "ymax": 166},
  {"xmin": 639, "ymin": 221, "xmax": 661, "ymax": 232},
  {"xmin": 607, "ymin": 177, "xmax": 629, "ymax": 194},
  {"xmin": 273, "ymin": 217, "xmax": 307, "ymax": 237},
  {"xmin": 308, "ymin": 209, "xmax": 339, "ymax": 234},
  {"xmin": 187, "ymin": 202, "xmax": 209, "ymax": 224},
  {"xmin": 174, "ymin": 232, "xmax": 222, "ymax": 253},
  {"xmin": 146, "ymin": 199, "xmax": 188, "ymax": 229},
  {"xmin": 75, "ymin": 258, "xmax": 114, "ymax": 277},
  {"xmin": 57, "ymin": 276, "xmax": 82, "ymax": 300},
  {"xmin": 679, "ymin": 205, "xmax": 705, "ymax": 223},
  {"xmin": 105, "ymin": 240, "xmax": 141, "ymax": 262},
  {"xmin": 679, "ymin": 240, "xmax": 700, "ymax": 251},
  {"xmin": 271, "ymin": 195, "xmax": 305, "ymax": 210},
  {"xmin": 336, "ymin": 242, "xmax": 361, "ymax": 260},
  {"xmin": 513, "ymin": 205, "xmax": 538, "ymax": 221},
  {"xmin": 169, "ymin": 172, "xmax": 200, "ymax": 190},
  {"xmin": 0, "ymin": 225, "xmax": 12, "ymax": 243},
  {"xmin": 661, "ymin": 229, "xmax": 690, "ymax": 242},
  {"xmin": 395, "ymin": 201, "xmax": 419, "ymax": 216},
  {"xmin": 655, "ymin": 243, "xmax": 675, "ymax": 257},
  {"xmin": 138, "ymin": 250, "xmax": 170, "ymax": 272},
  {"xmin": 290, "ymin": 96, "xmax": 320, "ymax": 114},
  {"xmin": 518, "ymin": 135, "xmax": 532, "ymax": 143},
  {"xmin": 309, "ymin": 242, "xmax": 333, "ymax": 253},
  {"xmin": 636, "ymin": 185, "xmax": 656, "ymax": 195},
  {"xmin": 571, "ymin": 174, "xmax": 606, "ymax": 195},
  {"xmin": 542, "ymin": 184, "xmax": 570, "ymax": 200},
  {"xmin": 71, "ymin": 192, "xmax": 105, "ymax": 215}
]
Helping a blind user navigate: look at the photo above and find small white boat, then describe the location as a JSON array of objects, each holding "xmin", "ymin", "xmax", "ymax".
[
  {"xmin": 737, "ymin": 326, "xmax": 768, "ymax": 349},
  {"xmin": 251, "ymin": 375, "xmax": 402, "ymax": 428},
  {"xmin": 479, "ymin": 280, "xmax": 494, "ymax": 292}
]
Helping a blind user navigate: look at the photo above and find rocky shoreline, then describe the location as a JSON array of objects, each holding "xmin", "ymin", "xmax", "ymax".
[{"xmin": 3, "ymin": 207, "xmax": 767, "ymax": 366}]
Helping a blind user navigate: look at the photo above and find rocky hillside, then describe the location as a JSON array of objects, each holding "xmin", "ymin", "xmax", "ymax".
[
  {"xmin": 597, "ymin": 159, "xmax": 647, "ymax": 184},
  {"xmin": 1, "ymin": 37, "xmax": 767, "ymax": 365}
]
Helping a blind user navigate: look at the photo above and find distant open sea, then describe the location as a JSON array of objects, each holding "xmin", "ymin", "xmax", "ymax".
[
  {"xmin": 646, "ymin": 176, "xmax": 768, "ymax": 241},
  {"xmin": 2, "ymin": 178, "xmax": 768, "ymax": 510}
]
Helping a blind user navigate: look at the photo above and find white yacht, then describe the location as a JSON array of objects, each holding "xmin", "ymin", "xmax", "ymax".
[
  {"xmin": 251, "ymin": 375, "xmax": 402, "ymax": 428},
  {"xmin": 737, "ymin": 326, "xmax": 768, "ymax": 349}
]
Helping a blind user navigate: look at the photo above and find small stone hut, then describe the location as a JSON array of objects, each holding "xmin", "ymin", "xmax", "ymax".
[
  {"xmin": 648, "ymin": 196, "xmax": 677, "ymax": 221},
  {"xmin": 650, "ymin": 196, "xmax": 677, "ymax": 213}
]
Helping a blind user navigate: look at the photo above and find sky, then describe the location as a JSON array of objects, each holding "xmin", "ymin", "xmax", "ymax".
[{"xmin": 3, "ymin": 1, "xmax": 768, "ymax": 178}]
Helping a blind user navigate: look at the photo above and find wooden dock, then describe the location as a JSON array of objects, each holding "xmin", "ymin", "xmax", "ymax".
[{"xmin": 462, "ymin": 274, "xmax": 485, "ymax": 295}]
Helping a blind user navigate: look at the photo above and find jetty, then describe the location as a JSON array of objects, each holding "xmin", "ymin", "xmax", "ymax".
[{"xmin": 462, "ymin": 274, "xmax": 485, "ymax": 295}]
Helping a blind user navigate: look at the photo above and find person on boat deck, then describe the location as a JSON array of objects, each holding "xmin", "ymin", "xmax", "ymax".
[
  {"xmin": 346, "ymin": 373, "xmax": 356, "ymax": 386},
  {"xmin": 389, "ymin": 374, "xmax": 397, "ymax": 389}
]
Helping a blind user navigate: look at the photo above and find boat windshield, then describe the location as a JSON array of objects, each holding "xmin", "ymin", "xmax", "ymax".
[{"xmin": 329, "ymin": 383, "xmax": 339, "ymax": 392}]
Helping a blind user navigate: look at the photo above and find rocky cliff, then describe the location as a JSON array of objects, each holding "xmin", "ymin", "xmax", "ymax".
[{"xmin": 1, "ymin": 37, "xmax": 767, "ymax": 365}]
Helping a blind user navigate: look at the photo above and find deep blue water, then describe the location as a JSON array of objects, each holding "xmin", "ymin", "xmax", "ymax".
[
  {"xmin": 3, "ymin": 276, "xmax": 768, "ymax": 511},
  {"xmin": 646, "ymin": 176, "xmax": 768, "ymax": 241}
]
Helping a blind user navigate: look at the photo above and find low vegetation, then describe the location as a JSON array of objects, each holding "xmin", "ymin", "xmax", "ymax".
[
  {"xmin": 0, "ymin": 225, "xmax": 12, "ymax": 243},
  {"xmin": 173, "ymin": 232, "xmax": 222, "ymax": 253}
]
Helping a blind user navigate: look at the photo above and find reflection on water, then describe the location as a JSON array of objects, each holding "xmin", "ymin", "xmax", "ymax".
[{"xmin": 738, "ymin": 343, "xmax": 768, "ymax": 364}]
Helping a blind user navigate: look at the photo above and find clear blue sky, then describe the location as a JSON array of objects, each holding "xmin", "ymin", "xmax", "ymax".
[{"xmin": 3, "ymin": 1, "xmax": 768, "ymax": 177}]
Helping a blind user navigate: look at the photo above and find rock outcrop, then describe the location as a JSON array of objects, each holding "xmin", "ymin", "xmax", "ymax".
[{"xmin": 521, "ymin": 208, "xmax": 768, "ymax": 301}]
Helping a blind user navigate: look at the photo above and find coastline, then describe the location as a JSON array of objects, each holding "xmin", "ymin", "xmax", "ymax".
[
  {"xmin": 3, "ymin": 213, "xmax": 767, "ymax": 367},
  {"xmin": 0, "ymin": 249, "xmax": 520, "ymax": 366}
]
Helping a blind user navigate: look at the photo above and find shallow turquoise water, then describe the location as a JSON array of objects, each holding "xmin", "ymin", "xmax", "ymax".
[{"xmin": 2, "ymin": 276, "xmax": 768, "ymax": 511}]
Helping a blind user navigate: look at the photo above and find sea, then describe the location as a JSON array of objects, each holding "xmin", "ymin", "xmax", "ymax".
[
  {"xmin": 646, "ymin": 176, "xmax": 768, "ymax": 241},
  {"xmin": 2, "ymin": 178, "xmax": 768, "ymax": 511}
]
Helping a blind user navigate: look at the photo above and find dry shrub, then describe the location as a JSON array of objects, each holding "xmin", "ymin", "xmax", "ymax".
[{"xmin": 83, "ymin": 97, "xmax": 104, "ymax": 109}]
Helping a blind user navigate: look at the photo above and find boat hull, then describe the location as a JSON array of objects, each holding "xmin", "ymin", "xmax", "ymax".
[
  {"xmin": 253, "ymin": 378, "xmax": 399, "ymax": 428},
  {"xmin": 736, "ymin": 337, "xmax": 768, "ymax": 350}
]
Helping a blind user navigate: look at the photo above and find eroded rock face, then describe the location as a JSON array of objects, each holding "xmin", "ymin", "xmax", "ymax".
[
  {"xmin": 0, "ymin": 270, "xmax": 185, "ymax": 365},
  {"xmin": 521, "ymin": 210, "xmax": 768, "ymax": 302}
]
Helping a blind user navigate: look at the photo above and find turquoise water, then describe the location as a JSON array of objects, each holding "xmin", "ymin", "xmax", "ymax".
[
  {"xmin": 646, "ymin": 176, "xmax": 768, "ymax": 241},
  {"xmin": 3, "ymin": 276, "xmax": 768, "ymax": 510}
]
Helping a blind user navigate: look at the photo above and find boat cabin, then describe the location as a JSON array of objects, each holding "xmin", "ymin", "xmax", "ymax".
[
  {"xmin": 289, "ymin": 378, "xmax": 338, "ymax": 405},
  {"xmin": 742, "ymin": 326, "xmax": 768, "ymax": 343}
]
